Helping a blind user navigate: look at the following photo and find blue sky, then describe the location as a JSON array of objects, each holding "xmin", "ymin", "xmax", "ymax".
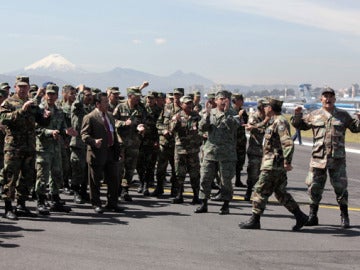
[{"xmin": 2, "ymin": 0, "xmax": 360, "ymax": 89}]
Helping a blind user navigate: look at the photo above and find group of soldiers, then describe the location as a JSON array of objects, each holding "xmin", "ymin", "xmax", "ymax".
[{"xmin": 0, "ymin": 76, "xmax": 359, "ymax": 231}]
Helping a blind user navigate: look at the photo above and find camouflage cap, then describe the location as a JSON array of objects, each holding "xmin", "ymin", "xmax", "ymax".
[
  {"xmin": 0, "ymin": 82, "xmax": 10, "ymax": 90},
  {"xmin": 257, "ymin": 98, "xmax": 266, "ymax": 108},
  {"xmin": 263, "ymin": 98, "xmax": 283, "ymax": 110},
  {"xmin": 127, "ymin": 87, "xmax": 142, "ymax": 96},
  {"xmin": 62, "ymin": 84, "xmax": 76, "ymax": 92},
  {"xmin": 173, "ymin": 88, "xmax": 184, "ymax": 95},
  {"xmin": 180, "ymin": 95, "xmax": 193, "ymax": 104},
  {"xmin": 150, "ymin": 91, "xmax": 159, "ymax": 98},
  {"xmin": 158, "ymin": 92, "xmax": 166, "ymax": 99},
  {"xmin": 321, "ymin": 87, "xmax": 335, "ymax": 96},
  {"xmin": 232, "ymin": 93, "xmax": 244, "ymax": 100},
  {"xmin": 29, "ymin": 84, "xmax": 39, "ymax": 92},
  {"xmin": 146, "ymin": 91, "xmax": 155, "ymax": 98},
  {"xmin": 188, "ymin": 93, "xmax": 194, "ymax": 100},
  {"xmin": 0, "ymin": 89, "xmax": 9, "ymax": 98},
  {"xmin": 207, "ymin": 93, "xmax": 215, "ymax": 99},
  {"xmin": 91, "ymin": 88, "xmax": 102, "ymax": 94},
  {"xmin": 166, "ymin": 93, "xmax": 174, "ymax": 99},
  {"xmin": 46, "ymin": 84, "xmax": 59, "ymax": 94},
  {"xmin": 107, "ymin": 86, "xmax": 120, "ymax": 94},
  {"xmin": 15, "ymin": 76, "xmax": 30, "ymax": 86},
  {"xmin": 215, "ymin": 90, "xmax": 231, "ymax": 99},
  {"xmin": 194, "ymin": 91, "xmax": 201, "ymax": 97}
]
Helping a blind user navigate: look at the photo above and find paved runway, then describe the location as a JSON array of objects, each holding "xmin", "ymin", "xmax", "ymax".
[{"xmin": 1, "ymin": 142, "xmax": 360, "ymax": 270}]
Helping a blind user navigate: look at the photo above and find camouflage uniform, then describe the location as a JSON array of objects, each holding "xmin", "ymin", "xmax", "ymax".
[
  {"xmin": 252, "ymin": 114, "xmax": 299, "ymax": 215},
  {"xmin": 245, "ymin": 110, "xmax": 266, "ymax": 199},
  {"xmin": 291, "ymin": 106, "xmax": 360, "ymax": 222},
  {"xmin": 169, "ymin": 106, "xmax": 202, "ymax": 203},
  {"xmin": 0, "ymin": 93, "xmax": 49, "ymax": 203},
  {"xmin": 70, "ymin": 91, "xmax": 94, "ymax": 201},
  {"xmin": 113, "ymin": 97, "xmax": 146, "ymax": 192}
]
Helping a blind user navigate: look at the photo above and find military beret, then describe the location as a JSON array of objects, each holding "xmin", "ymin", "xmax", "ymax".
[
  {"xmin": 16, "ymin": 76, "xmax": 30, "ymax": 86},
  {"xmin": 46, "ymin": 84, "xmax": 59, "ymax": 94},
  {"xmin": 158, "ymin": 92, "xmax": 166, "ymax": 99},
  {"xmin": 180, "ymin": 95, "xmax": 193, "ymax": 104},
  {"xmin": 173, "ymin": 88, "xmax": 184, "ymax": 95},
  {"xmin": 321, "ymin": 87, "xmax": 335, "ymax": 96},
  {"xmin": 0, "ymin": 82, "xmax": 10, "ymax": 90}
]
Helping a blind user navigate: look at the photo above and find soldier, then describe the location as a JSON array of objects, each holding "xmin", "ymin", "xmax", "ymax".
[
  {"xmin": 239, "ymin": 98, "xmax": 308, "ymax": 231},
  {"xmin": 243, "ymin": 99, "xmax": 270, "ymax": 201},
  {"xmin": 0, "ymin": 76, "xmax": 50, "ymax": 219},
  {"xmin": 151, "ymin": 88, "xmax": 183, "ymax": 197},
  {"xmin": 113, "ymin": 87, "xmax": 147, "ymax": 201},
  {"xmin": 193, "ymin": 91, "xmax": 202, "ymax": 112},
  {"xmin": 107, "ymin": 87, "xmax": 120, "ymax": 113},
  {"xmin": 169, "ymin": 95, "xmax": 202, "ymax": 204},
  {"xmin": 232, "ymin": 93, "xmax": 248, "ymax": 188},
  {"xmin": 0, "ymin": 89, "xmax": 9, "ymax": 171},
  {"xmin": 194, "ymin": 90, "xmax": 241, "ymax": 215},
  {"xmin": 0, "ymin": 82, "xmax": 11, "ymax": 95},
  {"xmin": 291, "ymin": 87, "xmax": 360, "ymax": 228},
  {"xmin": 70, "ymin": 85, "xmax": 94, "ymax": 204},
  {"xmin": 35, "ymin": 84, "xmax": 77, "ymax": 214},
  {"xmin": 136, "ymin": 92, "xmax": 161, "ymax": 196}
]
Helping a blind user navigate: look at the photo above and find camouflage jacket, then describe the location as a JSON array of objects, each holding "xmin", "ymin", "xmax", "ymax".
[
  {"xmin": 60, "ymin": 100, "xmax": 72, "ymax": 146},
  {"xmin": 0, "ymin": 94, "xmax": 50, "ymax": 152},
  {"xmin": 70, "ymin": 91, "xmax": 94, "ymax": 149},
  {"xmin": 113, "ymin": 100, "xmax": 147, "ymax": 147},
  {"xmin": 261, "ymin": 114, "xmax": 294, "ymax": 171},
  {"xmin": 232, "ymin": 107, "xmax": 248, "ymax": 152},
  {"xmin": 291, "ymin": 107, "xmax": 360, "ymax": 169},
  {"xmin": 169, "ymin": 110, "xmax": 203, "ymax": 154},
  {"xmin": 200, "ymin": 108, "xmax": 240, "ymax": 161},
  {"xmin": 36, "ymin": 103, "xmax": 68, "ymax": 152},
  {"xmin": 156, "ymin": 103, "xmax": 181, "ymax": 147},
  {"xmin": 247, "ymin": 110, "xmax": 266, "ymax": 157},
  {"xmin": 141, "ymin": 104, "xmax": 161, "ymax": 146}
]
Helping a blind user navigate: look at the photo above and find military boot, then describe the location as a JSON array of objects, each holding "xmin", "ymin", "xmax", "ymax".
[
  {"xmin": 16, "ymin": 199, "xmax": 37, "ymax": 217},
  {"xmin": 219, "ymin": 200, "xmax": 230, "ymax": 215},
  {"xmin": 235, "ymin": 175, "xmax": 246, "ymax": 188},
  {"xmin": 142, "ymin": 182, "xmax": 150, "ymax": 196},
  {"xmin": 150, "ymin": 180, "xmax": 164, "ymax": 197},
  {"xmin": 191, "ymin": 187, "xmax": 201, "ymax": 205},
  {"xmin": 37, "ymin": 195, "xmax": 50, "ymax": 216},
  {"xmin": 3, "ymin": 200, "xmax": 18, "ymax": 220},
  {"xmin": 305, "ymin": 204, "xmax": 319, "ymax": 226},
  {"xmin": 243, "ymin": 187, "xmax": 252, "ymax": 201},
  {"xmin": 171, "ymin": 186, "xmax": 184, "ymax": 204},
  {"xmin": 291, "ymin": 207, "xmax": 308, "ymax": 231},
  {"xmin": 194, "ymin": 199, "xmax": 208, "ymax": 213},
  {"xmin": 49, "ymin": 194, "xmax": 71, "ymax": 213},
  {"xmin": 137, "ymin": 182, "xmax": 144, "ymax": 194},
  {"xmin": 340, "ymin": 204, "xmax": 350, "ymax": 229},
  {"xmin": 239, "ymin": 213, "xmax": 261, "ymax": 229}
]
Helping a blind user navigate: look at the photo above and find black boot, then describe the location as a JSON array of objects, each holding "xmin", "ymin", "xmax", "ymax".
[
  {"xmin": 340, "ymin": 204, "xmax": 350, "ymax": 229},
  {"xmin": 239, "ymin": 213, "xmax": 261, "ymax": 229},
  {"xmin": 121, "ymin": 187, "xmax": 132, "ymax": 202},
  {"xmin": 72, "ymin": 185, "xmax": 85, "ymax": 204},
  {"xmin": 171, "ymin": 186, "xmax": 184, "ymax": 204},
  {"xmin": 243, "ymin": 187, "xmax": 252, "ymax": 201},
  {"xmin": 235, "ymin": 175, "xmax": 246, "ymax": 188},
  {"xmin": 291, "ymin": 207, "xmax": 308, "ymax": 231},
  {"xmin": 150, "ymin": 181, "xmax": 164, "ymax": 197},
  {"xmin": 194, "ymin": 199, "xmax": 208, "ymax": 213},
  {"xmin": 49, "ymin": 194, "xmax": 71, "ymax": 213},
  {"xmin": 142, "ymin": 183, "xmax": 150, "ymax": 196},
  {"xmin": 3, "ymin": 200, "xmax": 18, "ymax": 220},
  {"xmin": 37, "ymin": 195, "xmax": 50, "ymax": 216},
  {"xmin": 137, "ymin": 181, "xmax": 144, "ymax": 194},
  {"xmin": 305, "ymin": 204, "xmax": 319, "ymax": 226},
  {"xmin": 219, "ymin": 200, "xmax": 230, "ymax": 215},
  {"xmin": 191, "ymin": 188, "xmax": 201, "ymax": 205},
  {"xmin": 16, "ymin": 199, "xmax": 37, "ymax": 217},
  {"xmin": 211, "ymin": 190, "xmax": 222, "ymax": 201}
]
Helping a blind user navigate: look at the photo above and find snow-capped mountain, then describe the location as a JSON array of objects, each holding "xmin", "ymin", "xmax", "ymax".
[{"xmin": 24, "ymin": 54, "xmax": 85, "ymax": 73}]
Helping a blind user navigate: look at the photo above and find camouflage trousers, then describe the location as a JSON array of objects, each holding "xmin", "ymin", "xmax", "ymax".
[
  {"xmin": 36, "ymin": 150, "xmax": 63, "ymax": 196},
  {"xmin": 252, "ymin": 169, "xmax": 299, "ymax": 215},
  {"xmin": 70, "ymin": 147, "xmax": 87, "ymax": 187},
  {"xmin": 174, "ymin": 151, "xmax": 200, "ymax": 191},
  {"xmin": 137, "ymin": 143, "xmax": 158, "ymax": 184},
  {"xmin": 246, "ymin": 154, "xmax": 262, "ymax": 188},
  {"xmin": 306, "ymin": 160, "xmax": 348, "ymax": 206},
  {"xmin": 199, "ymin": 159, "xmax": 236, "ymax": 201},
  {"xmin": 1, "ymin": 150, "xmax": 36, "ymax": 201},
  {"xmin": 156, "ymin": 144, "xmax": 175, "ymax": 184},
  {"xmin": 60, "ymin": 139, "xmax": 71, "ymax": 188},
  {"xmin": 122, "ymin": 143, "xmax": 140, "ymax": 184}
]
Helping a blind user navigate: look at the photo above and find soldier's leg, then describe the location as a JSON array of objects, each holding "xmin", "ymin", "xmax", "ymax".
[
  {"xmin": 70, "ymin": 147, "xmax": 87, "ymax": 203},
  {"xmin": 245, "ymin": 155, "xmax": 262, "ymax": 200},
  {"xmin": 35, "ymin": 153, "xmax": 51, "ymax": 215},
  {"xmin": 235, "ymin": 147, "xmax": 247, "ymax": 187},
  {"xmin": 48, "ymin": 150, "xmax": 63, "ymax": 197},
  {"xmin": 199, "ymin": 160, "xmax": 217, "ymax": 200},
  {"xmin": 60, "ymin": 141, "xmax": 72, "ymax": 194},
  {"xmin": 187, "ymin": 153, "xmax": 201, "ymax": 204},
  {"xmin": 218, "ymin": 160, "xmax": 236, "ymax": 214},
  {"xmin": 152, "ymin": 145, "xmax": 168, "ymax": 196},
  {"xmin": 171, "ymin": 153, "xmax": 186, "ymax": 204},
  {"xmin": 136, "ymin": 144, "xmax": 146, "ymax": 193}
]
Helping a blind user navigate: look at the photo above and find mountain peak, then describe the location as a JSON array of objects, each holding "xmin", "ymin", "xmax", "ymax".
[{"xmin": 25, "ymin": 54, "xmax": 80, "ymax": 72}]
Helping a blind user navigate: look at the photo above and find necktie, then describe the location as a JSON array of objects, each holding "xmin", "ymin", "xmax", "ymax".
[{"xmin": 102, "ymin": 112, "xmax": 114, "ymax": 146}]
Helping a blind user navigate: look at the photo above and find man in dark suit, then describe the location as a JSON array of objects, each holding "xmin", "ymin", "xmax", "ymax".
[{"xmin": 81, "ymin": 92, "xmax": 121, "ymax": 213}]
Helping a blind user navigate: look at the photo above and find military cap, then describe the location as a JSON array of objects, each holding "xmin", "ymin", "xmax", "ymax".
[
  {"xmin": 127, "ymin": 87, "xmax": 142, "ymax": 96},
  {"xmin": 46, "ymin": 84, "xmax": 59, "ymax": 94},
  {"xmin": 91, "ymin": 88, "xmax": 102, "ymax": 94},
  {"xmin": 180, "ymin": 95, "xmax": 193, "ymax": 104},
  {"xmin": 62, "ymin": 84, "xmax": 76, "ymax": 92},
  {"xmin": 232, "ymin": 93, "xmax": 244, "ymax": 100},
  {"xmin": 150, "ymin": 91, "xmax": 159, "ymax": 98},
  {"xmin": 15, "ymin": 76, "xmax": 30, "ymax": 86},
  {"xmin": 166, "ymin": 93, "xmax": 174, "ymax": 99},
  {"xmin": 173, "ymin": 88, "xmax": 184, "ymax": 95},
  {"xmin": 158, "ymin": 92, "xmax": 166, "ymax": 99},
  {"xmin": 0, "ymin": 89, "xmax": 9, "ymax": 98},
  {"xmin": 188, "ymin": 93, "xmax": 194, "ymax": 100},
  {"xmin": 257, "ymin": 98, "xmax": 266, "ymax": 108},
  {"xmin": 207, "ymin": 93, "xmax": 215, "ymax": 99},
  {"xmin": 0, "ymin": 82, "xmax": 10, "ymax": 90},
  {"xmin": 263, "ymin": 98, "xmax": 283, "ymax": 110},
  {"xmin": 42, "ymin": 81, "xmax": 55, "ymax": 88},
  {"xmin": 107, "ymin": 86, "xmax": 120, "ymax": 94},
  {"xmin": 215, "ymin": 90, "xmax": 231, "ymax": 99},
  {"xmin": 321, "ymin": 87, "xmax": 335, "ymax": 96},
  {"xmin": 30, "ymin": 84, "xmax": 39, "ymax": 92},
  {"xmin": 194, "ymin": 91, "xmax": 201, "ymax": 97},
  {"xmin": 146, "ymin": 91, "xmax": 155, "ymax": 98}
]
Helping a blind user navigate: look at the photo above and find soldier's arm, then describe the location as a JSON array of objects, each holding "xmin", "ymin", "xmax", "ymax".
[
  {"xmin": 291, "ymin": 112, "xmax": 312, "ymax": 131},
  {"xmin": 345, "ymin": 113, "xmax": 360, "ymax": 133},
  {"xmin": 278, "ymin": 121, "xmax": 294, "ymax": 165}
]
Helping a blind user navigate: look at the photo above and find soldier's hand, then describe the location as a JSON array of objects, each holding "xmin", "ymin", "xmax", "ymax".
[
  {"xmin": 43, "ymin": 109, "xmax": 51, "ymax": 118},
  {"xmin": 172, "ymin": 113, "xmax": 181, "ymax": 122},
  {"xmin": 139, "ymin": 81, "xmax": 149, "ymax": 90},
  {"xmin": 94, "ymin": 138, "xmax": 102, "ymax": 148},
  {"xmin": 77, "ymin": 84, "xmax": 85, "ymax": 92},
  {"xmin": 243, "ymin": 123, "xmax": 254, "ymax": 131},
  {"xmin": 125, "ymin": 119, "xmax": 132, "ymax": 126},
  {"xmin": 205, "ymin": 101, "xmax": 212, "ymax": 114},
  {"xmin": 65, "ymin": 127, "xmax": 78, "ymax": 137},
  {"xmin": 22, "ymin": 100, "xmax": 34, "ymax": 111},
  {"xmin": 238, "ymin": 109, "xmax": 245, "ymax": 118},
  {"xmin": 294, "ymin": 106, "xmax": 303, "ymax": 114},
  {"xmin": 284, "ymin": 162, "xmax": 293, "ymax": 171},
  {"xmin": 52, "ymin": 130, "xmax": 60, "ymax": 140}
]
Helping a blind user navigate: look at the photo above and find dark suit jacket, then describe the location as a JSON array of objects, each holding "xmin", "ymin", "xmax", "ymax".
[{"xmin": 81, "ymin": 109, "xmax": 120, "ymax": 166}]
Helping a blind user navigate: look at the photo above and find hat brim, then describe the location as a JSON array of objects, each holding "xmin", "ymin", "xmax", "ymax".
[{"xmin": 16, "ymin": 82, "xmax": 29, "ymax": 86}]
